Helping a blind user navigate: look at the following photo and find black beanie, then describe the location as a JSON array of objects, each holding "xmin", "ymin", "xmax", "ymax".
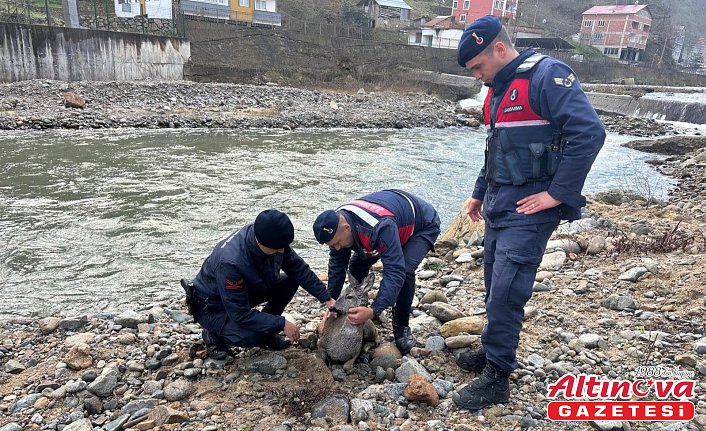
[{"xmin": 254, "ymin": 209, "xmax": 294, "ymax": 249}]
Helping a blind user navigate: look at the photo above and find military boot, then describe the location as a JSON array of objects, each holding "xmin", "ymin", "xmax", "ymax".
[
  {"xmin": 392, "ymin": 308, "xmax": 416, "ymax": 356},
  {"xmin": 202, "ymin": 329, "xmax": 231, "ymax": 360},
  {"xmin": 452, "ymin": 362, "xmax": 510, "ymax": 410},
  {"xmin": 262, "ymin": 334, "xmax": 291, "ymax": 351},
  {"xmin": 456, "ymin": 347, "xmax": 488, "ymax": 373}
]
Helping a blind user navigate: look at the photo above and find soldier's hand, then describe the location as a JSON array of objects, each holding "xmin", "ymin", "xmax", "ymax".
[
  {"xmin": 467, "ymin": 197, "xmax": 483, "ymax": 222},
  {"xmin": 283, "ymin": 319, "xmax": 300, "ymax": 344},
  {"xmin": 324, "ymin": 298, "xmax": 338, "ymax": 318},
  {"xmin": 347, "ymin": 306, "xmax": 373, "ymax": 325},
  {"xmin": 516, "ymin": 191, "xmax": 561, "ymax": 215}
]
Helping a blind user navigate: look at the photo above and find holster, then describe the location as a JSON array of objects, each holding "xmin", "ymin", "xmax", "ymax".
[{"xmin": 180, "ymin": 278, "xmax": 198, "ymax": 317}]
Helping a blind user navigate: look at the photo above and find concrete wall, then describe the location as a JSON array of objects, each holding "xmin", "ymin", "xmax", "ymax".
[
  {"xmin": 0, "ymin": 22, "xmax": 190, "ymax": 82},
  {"xmin": 587, "ymin": 92, "xmax": 706, "ymax": 124},
  {"xmin": 184, "ymin": 20, "xmax": 469, "ymax": 92}
]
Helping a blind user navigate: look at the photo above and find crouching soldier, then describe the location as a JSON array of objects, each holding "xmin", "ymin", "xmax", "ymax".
[
  {"xmin": 313, "ymin": 189, "xmax": 441, "ymax": 355},
  {"xmin": 185, "ymin": 209, "xmax": 335, "ymax": 359}
]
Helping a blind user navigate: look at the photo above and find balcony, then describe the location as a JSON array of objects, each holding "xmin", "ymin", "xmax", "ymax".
[{"xmin": 254, "ymin": 9, "xmax": 281, "ymax": 26}]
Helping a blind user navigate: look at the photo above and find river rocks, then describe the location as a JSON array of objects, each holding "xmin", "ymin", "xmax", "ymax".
[
  {"xmin": 444, "ymin": 335, "xmax": 479, "ymax": 349},
  {"xmin": 0, "ymin": 80, "xmax": 461, "ymax": 131},
  {"xmin": 370, "ymin": 342, "xmax": 402, "ymax": 370},
  {"xmin": 38, "ymin": 316, "xmax": 61, "ymax": 334},
  {"xmin": 64, "ymin": 342, "xmax": 93, "ymax": 370},
  {"xmin": 618, "ymin": 266, "xmax": 649, "ymax": 282},
  {"xmin": 601, "ymin": 294, "xmax": 637, "ymax": 311},
  {"xmin": 87, "ymin": 367, "xmax": 118, "ymax": 397},
  {"xmin": 311, "ymin": 395, "xmax": 350, "ymax": 422},
  {"xmin": 439, "ymin": 317, "xmax": 484, "ymax": 337},
  {"xmin": 428, "ymin": 302, "xmax": 466, "ymax": 323},
  {"xmin": 395, "ymin": 357, "xmax": 432, "ymax": 383},
  {"xmin": 419, "ymin": 290, "xmax": 448, "ymax": 304},
  {"xmin": 1, "ymin": 144, "xmax": 706, "ymax": 431},
  {"xmin": 64, "ymin": 92, "xmax": 86, "ymax": 109},
  {"xmin": 540, "ymin": 251, "xmax": 567, "ymax": 270},
  {"xmin": 4, "ymin": 359, "xmax": 25, "ymax": 374},
  {"xmin": 164, "ymin": 379, "xmax": 192, "ymax": 402},
  {"xmin": 403, "ymin": 375, "xmax": 440, "ymax": 407}
]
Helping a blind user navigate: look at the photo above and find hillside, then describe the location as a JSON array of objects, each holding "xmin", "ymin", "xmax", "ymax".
[{"xmin": 281, "ymin": 1, "xmax": 705, "ymax": 47}]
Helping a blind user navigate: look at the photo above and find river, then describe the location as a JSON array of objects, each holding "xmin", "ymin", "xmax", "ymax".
[{"xmin": 0, "ymin": 127, "xmax": 674, "ymax": 319}]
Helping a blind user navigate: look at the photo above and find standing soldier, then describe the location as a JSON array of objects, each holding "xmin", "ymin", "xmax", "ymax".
[{"xmin": 453, "ymin": 16, "xmax": 605, "ymax": 410}]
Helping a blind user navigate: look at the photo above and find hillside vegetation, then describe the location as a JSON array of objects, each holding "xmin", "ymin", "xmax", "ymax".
[{"xmin": 282, "ymin": 0, "xmax": 704, "ymax": 42}]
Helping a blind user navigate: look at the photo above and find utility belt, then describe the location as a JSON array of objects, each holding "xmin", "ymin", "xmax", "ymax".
[{"xmin": 485, "ymin": 128, "xmax": 564, "ymax": 186}]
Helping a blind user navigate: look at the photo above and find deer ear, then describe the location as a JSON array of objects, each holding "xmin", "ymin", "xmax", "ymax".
[
  {"xmin": 361, "ymin": 272, "xmax": 375, "ymax": 292},
  {"xmin": 346, "ymin": 270, "xmax": 362, "ymax": 287}
]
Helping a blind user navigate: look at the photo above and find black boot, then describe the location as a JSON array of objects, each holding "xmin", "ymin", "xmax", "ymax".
[
  {"xmin": 456, "ymin": 347, "xmax": 488, "ymax": 373},
  {"xmin": 392, "ymin": 307, "xmax": 416, "ymax": 355},
  {"xmin": 393, "ymin": 326, "xmax": 416, "ymax": 356},
  {"xmin": 202, "ymin": 329, "xmax": 231, "ymax": 360},
  {"xmin": 262, "ymin": 334, "xmax": 291, "ymax": 351},
  {"xmin": 452, "ymin": 362, "xmax": 510, "ymax": 411}
]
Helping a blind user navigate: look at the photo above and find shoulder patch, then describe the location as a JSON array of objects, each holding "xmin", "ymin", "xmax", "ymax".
[
  {"xmin": 553, "ymin": 73, "xmax": 576, "ymax": 88},
  {"xmin": 225, "ymin": 277, "xmax": 244, "ymax": 291}
]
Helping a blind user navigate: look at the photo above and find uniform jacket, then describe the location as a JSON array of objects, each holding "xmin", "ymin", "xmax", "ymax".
[
  {"xmin": 327, "ymin": 189, "xmax": 438, "ymax": 314},
  {"xmin": 193, "ymin": 224, "xmax": 331, "ymax": 334},
  {"xmin": 472, "ymin": 49, "xmax": 606, "ymax": 228}
]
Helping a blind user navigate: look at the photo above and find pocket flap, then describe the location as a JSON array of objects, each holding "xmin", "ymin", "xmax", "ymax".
[{"xmin": 528, "ymin": 142, "xmax": 546, "ymax": 158}]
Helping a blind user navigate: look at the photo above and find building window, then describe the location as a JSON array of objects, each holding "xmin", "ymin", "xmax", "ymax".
[
  {"xmin": 463, "ymin": 0, "xmax": 469, "ymax": 9},
  {"xmin": 494, "ymin": 1, "xmax": 501, "ymax": 9},
  {"xmin": 603, "ymin": 47, "xmax": 618, "ymax": 55},
  {"xmin": 593, "ymin": 32, "xmax": 603, "ymax": 40},
  {"xmin": 255, "ymin": 0, "xmax": 266, "ymax": 9},
  {"xmin": 632, "ymin": 21, "xmax": 639, "ymax": 29},
  {"xmin": 238, "ymin": 0, "xmax": 249, "ymax": 6},
  {"xmin": 452, "ymin": 0, "xmax": 458, "ymax": 9},
  {"xmin": 643, "ymin": 24, "xmax": 650, "ymax": 32},
  {"xmin": 460, "ymin": 14, "xmax": 466, "ymax": 22},
  {"xmin": 583, "ymin": 20, "xmax": 592, "ymax": 27},
  {"xmin": 597, "ymin": 20, "xmax": 605, "ymax": 27}
]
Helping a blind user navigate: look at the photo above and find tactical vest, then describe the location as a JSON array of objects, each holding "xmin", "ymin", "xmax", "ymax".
[
  {"xmin": 338, "ymin": 191, "xmax": 416, "ymax": 257},
  {"xmin": 483, "ymin": 53, "xmax": 563, "ymax": 186}
]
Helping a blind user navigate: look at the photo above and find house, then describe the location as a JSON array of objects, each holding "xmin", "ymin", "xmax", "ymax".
[
  {"xmin": 579, "ymin": 4, "xmax": 652, "ymax": 62},
  {"xmin": 180, "ymin": 0, "xmax": 281, "ymax": 25},
  {"xmin": 114, "ymin": 0, "xmax": 172, "ymax": 19},
  {"xmin": 408, "ymin": 16, "xmax": 464, "ymax": 49},
  {"xmin": 358, "ymin": 0, "xmax": 411, "ymax": 29},
  {"xmin": 451, "ymin": 0, "xmax": 517, "ymax": 26}
]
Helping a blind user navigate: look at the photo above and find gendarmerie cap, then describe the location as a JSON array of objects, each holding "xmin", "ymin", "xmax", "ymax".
[{"xmin": 457, "ymin": 15, "xmax": 502, "ymax": 67}]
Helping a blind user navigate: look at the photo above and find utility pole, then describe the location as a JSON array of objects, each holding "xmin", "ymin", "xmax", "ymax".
[{"xmin": 511, "ymin": 0, "xmax": 520, "ymax": 44}]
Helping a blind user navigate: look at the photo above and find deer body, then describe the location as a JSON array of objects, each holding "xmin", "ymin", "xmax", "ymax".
[{"xmin": 318, "ymin": 272, "xmax": 378, "ymax": 369}]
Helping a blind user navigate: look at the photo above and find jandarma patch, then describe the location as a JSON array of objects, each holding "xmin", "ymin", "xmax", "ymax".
[{"xmin": 503, "ymin": 105, "xmax": 524, "ymax": 113}]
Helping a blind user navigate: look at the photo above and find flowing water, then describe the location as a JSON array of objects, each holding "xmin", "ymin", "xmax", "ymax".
[{"xmin": 0, "ymin": 127, "xmax": 674, "ymax": 319}]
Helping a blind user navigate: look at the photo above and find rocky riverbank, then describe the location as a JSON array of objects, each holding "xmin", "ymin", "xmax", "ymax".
[
  {"xmin": 0, "ymin": 80, "xmax": 462, "ymax": 131},
  {"xmin": 1, "ymin": 134, "xmax": 706, "ymax": 431},
  {"xmin": 0, "ymin": 80, "xmax": 689, "ymax": 136}
]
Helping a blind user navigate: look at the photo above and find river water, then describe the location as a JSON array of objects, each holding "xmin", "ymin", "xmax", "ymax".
[{"xmin": 0, "ymin": 127, "xmax": 674, "ymax": 319}]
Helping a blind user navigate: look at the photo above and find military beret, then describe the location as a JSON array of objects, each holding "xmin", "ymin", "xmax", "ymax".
[
  {"xmin": 457, "ymin": 15, "xmax": 502, "ymax": 67},
  {"xmin": 312, "ymin": 210, "xmax": 339, "ymax": 244}
]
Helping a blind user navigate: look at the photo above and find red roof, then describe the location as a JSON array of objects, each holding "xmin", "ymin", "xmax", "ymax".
[
  {"xmin": 582, "ymin": 4, "xmax": 648, "ymax": 15},
  {"xmin": 423, "ymin": 16, "xmax": 454, "ymax": 28}
]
